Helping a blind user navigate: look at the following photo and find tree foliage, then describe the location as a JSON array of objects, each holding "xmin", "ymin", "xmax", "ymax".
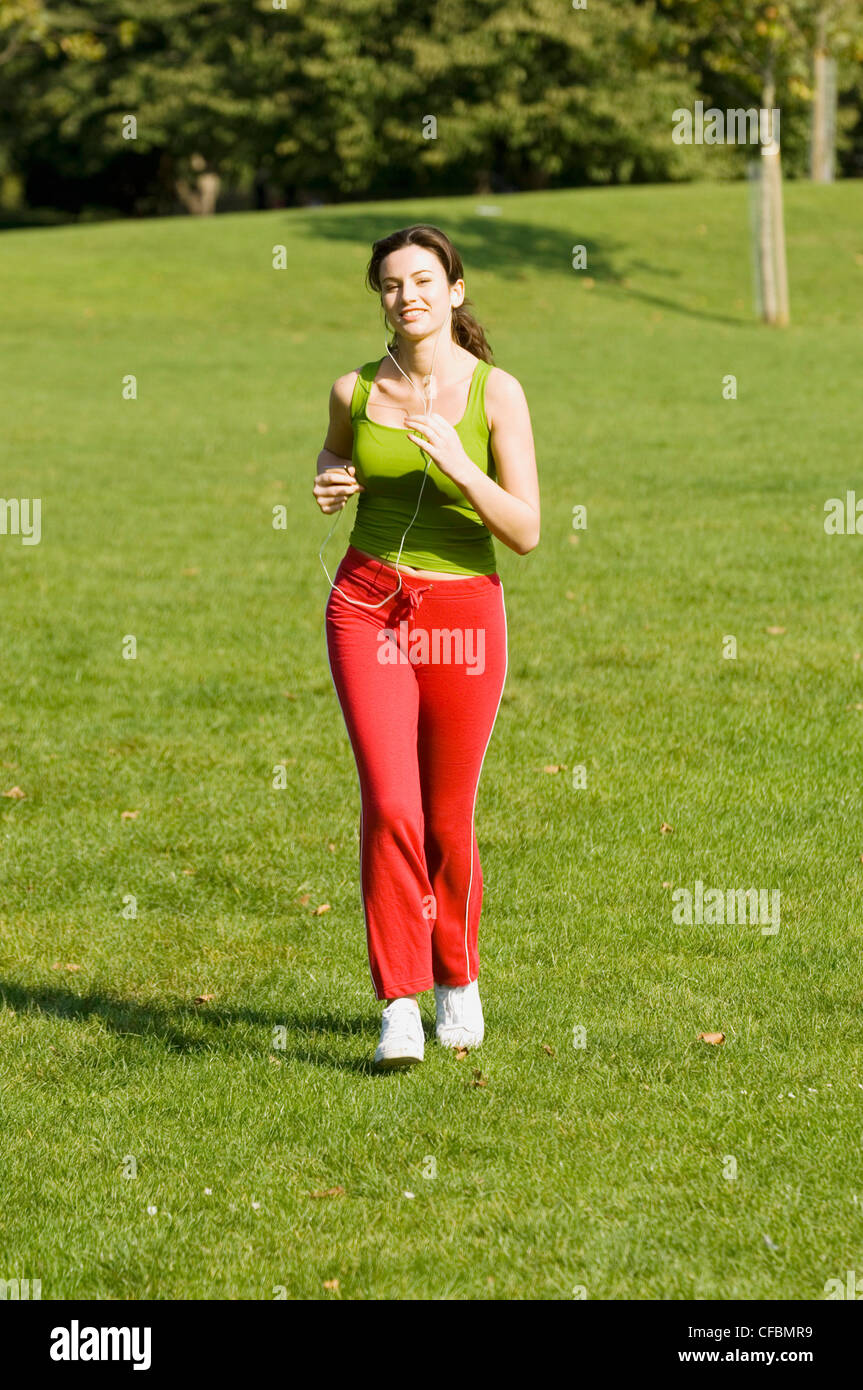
[{"xmin": 0, "ymin": 0, "xmax": 859, "ymax": 215}]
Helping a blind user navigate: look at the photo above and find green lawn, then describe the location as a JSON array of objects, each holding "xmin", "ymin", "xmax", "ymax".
[{"xmin": 1, "ymin": 179, "xmax": 862, "ymax": 1299}]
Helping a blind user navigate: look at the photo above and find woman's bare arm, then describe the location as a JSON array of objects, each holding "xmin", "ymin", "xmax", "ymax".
[
  {"xmin": 313, "ymin": 371, "xmax": 365, "ymax": 513},
  {"xmin": 404, "ymin": 367, "xmax": 540, "ymax": 555}
]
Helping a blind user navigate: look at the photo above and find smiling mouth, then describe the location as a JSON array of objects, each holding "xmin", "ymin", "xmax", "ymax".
[{"xmin": 400, "ymin": 309, "xmax": 427, "ymax": 320}]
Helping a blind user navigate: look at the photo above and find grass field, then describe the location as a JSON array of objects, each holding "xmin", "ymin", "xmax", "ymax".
[{"xmin": 1, "ymin": 179, "xmax": 862, "ymax": 1300}]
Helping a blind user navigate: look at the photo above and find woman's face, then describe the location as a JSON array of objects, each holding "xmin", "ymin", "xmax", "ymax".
[{"xmin": 378, "ymin": 245, "xmax": 464, "ymax": 342}]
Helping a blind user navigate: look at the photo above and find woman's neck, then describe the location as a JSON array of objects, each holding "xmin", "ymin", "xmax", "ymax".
[{"xmin": 392, "ymin": 330, "xmax": 462, "ymax": 384}]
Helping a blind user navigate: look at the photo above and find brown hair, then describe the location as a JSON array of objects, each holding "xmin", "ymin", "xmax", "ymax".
[{"xmin": 366, "ymin": 224, "xmax": 493, "ymax": 364}]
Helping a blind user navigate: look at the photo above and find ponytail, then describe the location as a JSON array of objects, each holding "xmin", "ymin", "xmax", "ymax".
[{"xmin": 451, "ymin": 300, "xmax": 493, "ymax": 363}]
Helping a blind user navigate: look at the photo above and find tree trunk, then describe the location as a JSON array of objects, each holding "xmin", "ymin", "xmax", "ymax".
[
  {"xmin": 811, "ymin": 8, "xmax": 836, "ymax": 182},
  {"xmin": 175, "ymin": 154, "xmax": 221, "ymax": 216},
  {"xmin": 758, "ymin": 69, "xmax": 789, "ymax": 326}
]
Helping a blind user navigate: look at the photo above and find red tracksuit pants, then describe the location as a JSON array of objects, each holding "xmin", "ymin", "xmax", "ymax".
[{"xmin": 325, "ymin": 545, "xmax": 508, "ymax": 1000}]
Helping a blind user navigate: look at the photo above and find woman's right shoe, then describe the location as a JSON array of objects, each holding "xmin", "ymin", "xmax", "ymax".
[{"xmin": 373, "ymin": 997, "xmax": 425, "ymax": 1070}]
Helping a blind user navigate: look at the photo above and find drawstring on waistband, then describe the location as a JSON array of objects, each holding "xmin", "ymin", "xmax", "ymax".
[{"xmin": 402, "ymin": 583, "xmax": 433, "ymax": 617}]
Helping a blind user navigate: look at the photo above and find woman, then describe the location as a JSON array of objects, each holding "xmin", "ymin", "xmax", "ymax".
[{"xmin": 314, "ymin": 224, "xmax": 539, "ymax": 1070}]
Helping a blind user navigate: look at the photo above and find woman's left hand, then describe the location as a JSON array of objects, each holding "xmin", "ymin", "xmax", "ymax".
[{"xmin": 404, "ymin": 414, "xmax": 472, "ymax": 485}]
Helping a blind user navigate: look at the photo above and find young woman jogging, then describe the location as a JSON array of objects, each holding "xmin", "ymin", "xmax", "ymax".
[{"xmin": 314, "ymin": 224, "xmax": 539, "ymax": 1070}]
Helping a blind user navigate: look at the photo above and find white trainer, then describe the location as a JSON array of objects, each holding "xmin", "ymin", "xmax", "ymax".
[
  {"xmin": 434, "ymin": 979, "xmax": 484, "ymax": 1050},
  {"xmin": 373, "ymin": 997, "xmax": 425, "ymax": 1070}
]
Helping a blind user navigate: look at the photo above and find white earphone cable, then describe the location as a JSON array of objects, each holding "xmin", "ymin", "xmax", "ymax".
[{"xmin": 318, "ymin": 312, "xmax": 449, "ymax": 610}]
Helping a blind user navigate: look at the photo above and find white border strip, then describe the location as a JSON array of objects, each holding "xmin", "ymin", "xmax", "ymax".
[{"xmin": 464, "ymin": 580, "xmax": 508, "ymax": 982}]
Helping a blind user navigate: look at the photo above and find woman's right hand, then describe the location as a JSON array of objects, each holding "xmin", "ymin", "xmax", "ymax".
[{"xmin": 313, "ymin": 464, "xmax": 365, "ymax": 514}]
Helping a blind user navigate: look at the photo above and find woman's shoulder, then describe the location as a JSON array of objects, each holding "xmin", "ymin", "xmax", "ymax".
[
  {"xmin": 484, "ymin": 363, "xmax": 522, "ymax": 391},
  {"xmin": 333, "ymin": 360, "xmax": 380, "ymax": 392},
  {"xmin": 483, "ymin": 364, "xmax": 528, "ymax": 427},
  {"xmin": 331, "ymin": 361, "xmax": 382, "ymax": 413}
]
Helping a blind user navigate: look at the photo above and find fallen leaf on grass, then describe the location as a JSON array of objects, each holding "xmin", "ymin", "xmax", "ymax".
[
  {"xmin": 660, "ymin": 821, "xmax": 673, "ymax": 834},
  {"xmin": 2, "ymin": 786, "xmax": 26, "ymax": 799},
  {"xmin": 766, "ymin": 626, "xmax": 786, "ymax": 636},
  {"xmin": 51, "ymin": 962, "xmax": 81, "ymax": 972},
  {"xmin": 327, "ymin": 842, "xmax": 337, "ymax": 853},
  {"xmin": 297, "ymin": 893, "xmax": 311, "ymax": 906},
  {"xmin": 543, "ymin": 765, "xmax": 564, "ymax": 774},
  {"xmin": 323, "ymin": 1278, "xmax": 340, "ymax": 1291},
  {"xmin": 542, "ymin": 1044, "xmax": 556, "ymax": 1057},
  {"xmin": 181, "ymin": 867, "xmax": 196, "ymax": 876},
  {"xmin": 120, "ymin": 809, "xmax": 139, "ymax": 820},
  {"xmin": 313, "ymin": 903, "xmax": 331, "ymax": 916},
  {"xmin": 662, "ymin": 881, "xmax": 673, "ymax": 888},
  {"xmin": 697, "ymin": 1032, "xmax": 725, "ymax": 1045},
  {"xmin": 469, "ymin": 1069, "xmax": 488, "ymax": 1088},
  {"xmin": 282, "ymin": 691, "xmax": 298, "ymax": 700},
  {"xmin": 309, "ymin": 1186, "xmax": 345, "ymax": 1199},
  {"xmin": 181, "ymin": 567, "xmax": 200, "ymax": 577},
  {"xmin": 454, "ymin": 1046, "xmax": 469, "ymax": 1061},
  {"xmin": 194, "ymin": 994, "xmax": 215, "ymax": 1005}
]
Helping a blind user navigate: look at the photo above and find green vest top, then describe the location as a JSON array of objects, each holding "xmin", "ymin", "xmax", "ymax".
[{"xmin": 347, "ymin": 356, "xmax": 498, "ymax": 575}]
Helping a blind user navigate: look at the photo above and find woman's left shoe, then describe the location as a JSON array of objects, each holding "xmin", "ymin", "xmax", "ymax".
[{"xmin": 434, "ymin": 979, "xmax": 484, "ymax": 1049}]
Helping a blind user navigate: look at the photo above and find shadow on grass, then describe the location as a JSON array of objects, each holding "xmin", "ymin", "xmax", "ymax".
[
  {"xmin": 0, "ymin": 980, "xmax": 391, "ymax": 1076},
  {"xmin": 290, "ymin": 206, "xmax": 747, "ymax": 328}
]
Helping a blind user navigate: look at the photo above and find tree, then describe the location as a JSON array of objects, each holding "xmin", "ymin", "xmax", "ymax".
[
  {"xmin": 809, "ymin": 1, "xmax": 863, "ymax": 181},
  {"xmin": 657, "ymin": 2, "xmax": 833, "ymax": 323},
  {"xmin": 0, "ymin": 0, "xmax": 702, "ymax": 213},
  {"xmin": 1, "ymin": 0, "xmax": 858, "ymax": 217},
  {"xmin": 658, "ymin": 0, "xmax": 863, "ymax": 177},
  {"xmin": 0, "ymin": 1, "xmax": 273, "ymax": 215}
]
